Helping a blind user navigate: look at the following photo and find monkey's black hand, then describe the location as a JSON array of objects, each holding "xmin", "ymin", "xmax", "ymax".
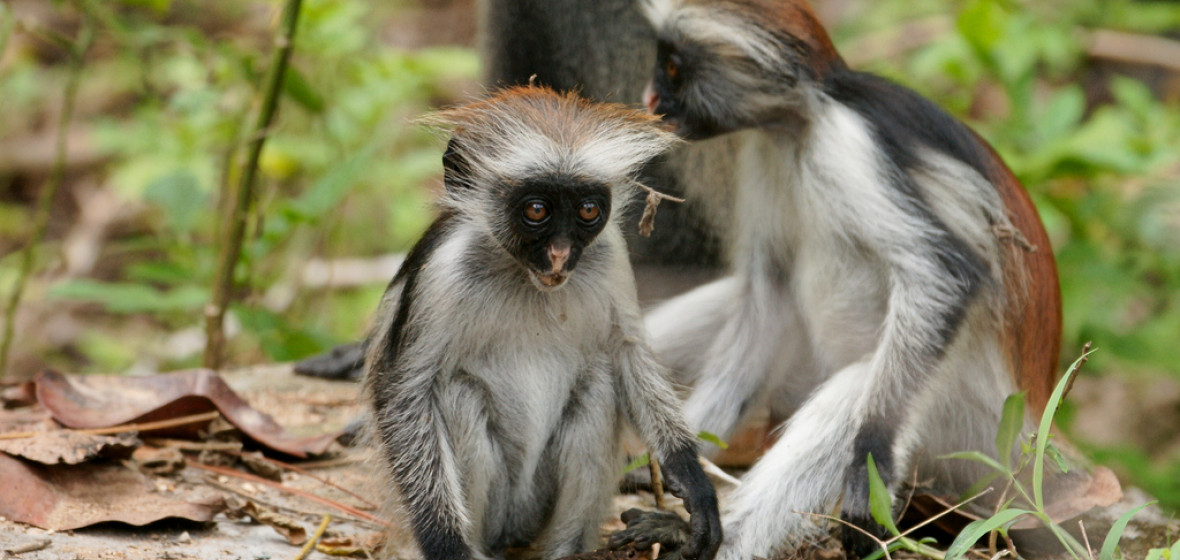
[
  {"xmin": 660, "ymin": 450, "xmax": 723, "ymax": 560},
  {"xmin": 610, "ymin": 508, "xmax": 691, "ymax": 558}
]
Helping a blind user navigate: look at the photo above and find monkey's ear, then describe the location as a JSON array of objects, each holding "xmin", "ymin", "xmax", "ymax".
[{"xmin": 442, "ymin": 138, "xmax": 470, "ymax": 192}]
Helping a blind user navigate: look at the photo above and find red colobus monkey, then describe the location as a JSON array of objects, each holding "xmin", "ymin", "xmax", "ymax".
[
  {"xmin": 619, "ymin": 0, "xmax": 1066, "ymax": 558},
  {"xmin": 365, "ymin": 87, "xmax": 721, "ymax": 560}
]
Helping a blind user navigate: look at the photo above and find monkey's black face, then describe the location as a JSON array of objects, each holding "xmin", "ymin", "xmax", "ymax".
[
  {"xmin": 498, "ymin": 176, "xmax": 611, "ymax": 291},
  {"xmin": 645, "ymin": 40, "xmax": 737, "ymax": 140},
  {"xmin": 645, "ymin": 35, "xmax": 805, "ymax": 139}
]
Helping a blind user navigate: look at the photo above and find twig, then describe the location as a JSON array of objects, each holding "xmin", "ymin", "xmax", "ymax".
[
  {"xmin": 203, "ymin": 0, "xmax": 303, "ymax": 369},
  {"xmin": 1060, "ymin": 341, "xmax": 1091, "ymax": 403},
  {"xmin": 0, "ymin": 5, "xmax": 93, "ymax": 380},
  {"xmin": 143, "ymin": 437, "xmax": 243, "ymax": 452},
  {"xmin": 1078, "ymin": 520, "xmax": 1093, "ymax": 560},
  {"xmin": 293, "ymin": 514, "xmax": 332, "ymax": 560},
  {"xmin": 0, "ymin": 4, "xmax": 14, "ymax": 60},
  {"xmin": 203, "ymin": 475, "xmax": 328, "ymax": 520},
  {"xmin": 631, "ymin": 180, "xmax": 685, "ymax": 238},
  {"xmin": 0, "ymin": 410, "xmax": 221, "ymax": 440},
  {"xmin": 3, "ymin": 537, "xmax": 51, "ymax": 555},
  {"xmin": 1088, "ymin": 29, "xmax": 1180, "ymax": 74},
  {"xmin": 892, "ymin": 487, "xmax": 993, "ymax": 541},
  {"xmin": 186, "ymin": 459, "xmax": 394, "ymax": 528},
  {"xmin": 222, "ymin": 448, "xmax": 379, "ymax": 509},
  {"xmin": 649, "ymin": 455, "xmax": 666, "ymax": 510},
  {"xmin": 651, "ymin": 542, "xmax": 661, "ymax": 560},
  {"xmin": 797, "ymin": 511, "xmax": 894, "ymax": 560}
]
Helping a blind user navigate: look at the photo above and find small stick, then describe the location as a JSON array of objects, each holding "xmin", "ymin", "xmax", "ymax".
[
  {"xmin": 1078, "ymin": 520, "xmax": 1093, "ymax": 560},
  {"xmin": 649, "ymin": 455, "xmax": 666, "ymax": 510},
  {"xmin": 187, "ymin": 459, "xmax": 393, "ymax": 528},
  {"xmin": 222, "ymin": 448, "xmax": 379, "ymax": 509},
  {"xmin": 1060, "ymin": 341, "xmax": 1092, "ymax": 403},
  {"xmin": 651, "ymin": 542, "xmax": 661, "ymax": 560},
  {"xmin": 293, "ymin": 514, "xmax": 331, "ymax": 560},
  {"xmin": 0, "ymin": 410, "xmax": 222, "ymax": 440}
]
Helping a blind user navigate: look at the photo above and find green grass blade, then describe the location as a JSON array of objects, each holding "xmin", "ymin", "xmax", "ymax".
[
  {"xmin": 867, "ymin": 453, "xmax": 900, "ymax": 536},
  {"xmin": 1099, "ymin": 502, "xmax": 1155, "ymax": 560},
  {"xmin": 623, "ymin": 453, "xmax": 650, "ymax": 474},
  {"xmin": 1170, "ymin": 537, "xmax": 1180, "ymax": 559},
  {"xmin": 996, "ymin": 392, "xmax": 1026, "ymax": 469},
  {"xmin": 945, "ymin": 509, "xmax": 1033, "ymax": 560},
  {"xmin": 940, "ymin": 450, "xmax": 1007, "ymax": 474},
  {"xmin": 697, "ymin": 431, "xmax": 729, "ymax": 450},
  {"xmin": 1034, "ymin": 349, "xmax": 1094, "ymax": 510},
  {"xmin": 1145, "ymin": 549, "xmax": 1165, "ymax": 560}
]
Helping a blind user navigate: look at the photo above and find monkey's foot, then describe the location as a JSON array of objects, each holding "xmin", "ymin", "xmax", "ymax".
[
  {"xmin": 609, "ymin": 508, "xmax": 690, "ymax": 559},
  {"xmin": 293, "ymin": 342, "xmax": 365, "ymax": 380}
]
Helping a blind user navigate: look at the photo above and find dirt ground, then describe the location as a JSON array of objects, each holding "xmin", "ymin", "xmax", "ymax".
[
  {"xmin": 0, "ymin": 365, "xmax": 664, "ymax": 560},
  {"xmin": 1, "ymin": 364, "xmax": 1177, "ymax": 560}
]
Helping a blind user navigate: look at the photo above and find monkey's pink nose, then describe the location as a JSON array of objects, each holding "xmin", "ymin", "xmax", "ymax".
[
  {"xmin": 549, "ymin": 244, "xmax": 570, "ymax": 273},
  {"xmin": 643, "ymin": 81, "xmax": 659, "ymax": 114}
]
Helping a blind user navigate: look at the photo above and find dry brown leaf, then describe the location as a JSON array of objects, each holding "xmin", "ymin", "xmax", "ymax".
[
  {"xmin": 225, "ymin": 495, "xmax": 308, "ymax": 546},
  {"xmin": 132, "ymin": 445, "xmax": 186, "ymax": 475},
  {"xmin": 1, "ymin": 381, "xmax": 37, "ymax": 409},
  {"xmin": 0, "ymin": 453, "xmax": 223, "ymax": 531},
  {"xmin": 316, "ymin": 532, "xmax": 385, "ymax": 557},
  {"xmin": 0, "ymin": 430, "xmax": 139, "ymax": 465},
  {"xmin": 34, "ymin": 369, "xmax": 340, "ymax": 457},
  {"xmin": 239, "ymin": 450, "xmax": 284, "ymax": 481}
]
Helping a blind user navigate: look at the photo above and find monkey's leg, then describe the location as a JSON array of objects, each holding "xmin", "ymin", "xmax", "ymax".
[
  {"xmin": 716, "ymin": 359, "xmax": 882, "ymax": 560},
  {"xmin": 643, "ymin": 277, "xmax": 740, "ymax": 387},
  {"xmin": 536, "ymin": 364, "xmax": 619, "ymax": 559},
  {"xmin": 372, "ymin": 366, "xmax": 478, "ymax": 560},
  {"xmin": 647, "ymin": 276, "xmax": 806, "ymax": 453}
]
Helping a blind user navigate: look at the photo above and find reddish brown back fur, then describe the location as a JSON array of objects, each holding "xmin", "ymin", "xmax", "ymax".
[
  {"xmin": 981, "ymin": 139, "xmax": 1063, "ymax": 414},
  {"xmin": 729, "ymin": 0, "xmax": 844, "ymax": 77}
]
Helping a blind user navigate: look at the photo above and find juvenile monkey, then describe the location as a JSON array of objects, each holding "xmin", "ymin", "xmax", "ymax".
[
  {"xmin": 364, "ymin": 86, "xmax": 721, "ymax": 560},
  {"xmin": 609, "ymin": 0, "xmax": 1066, "ymax": 558}
]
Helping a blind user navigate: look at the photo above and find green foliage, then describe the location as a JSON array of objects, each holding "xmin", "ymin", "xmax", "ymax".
[
  {"xmin": 866, "ymin": 454, "xmax": 900, "ymax": 536},
  {"xmin": 696, "ymin": 431, "xmax": 729, "ymax": 450},
  {"xmin": 941, "ymin": 349, "xmax": 1171, "ymax": 560},
  {"xmin": 0, "ymin": 0, "xmax": 477, "ymax": 368},
  {"xmin": 623, "ymin": 453, "xmax": 650, "ymax": 474},
  {"xmin": 1100, "ymin": 502, "xmax": 1157, "ymax": 560}
]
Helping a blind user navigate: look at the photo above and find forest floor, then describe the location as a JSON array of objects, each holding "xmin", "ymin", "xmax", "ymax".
[{"xmin": 1, "ymin": 364, "xmax": 1176, "ymax": 560}]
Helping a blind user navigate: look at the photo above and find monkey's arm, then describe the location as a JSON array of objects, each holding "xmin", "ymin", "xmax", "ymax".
[
  {"xmin": 371, "ymin": 362, "xmax": 473, "ymax": 560},
  {"xmin": 611, "ymin": 319, "xmax": 722, "ymax": 560}
]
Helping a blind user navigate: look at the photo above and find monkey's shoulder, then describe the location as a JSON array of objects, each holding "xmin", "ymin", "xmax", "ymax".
[{"xmin": 823, "ymin": 69, "xmax": 995, "ymax": 181}]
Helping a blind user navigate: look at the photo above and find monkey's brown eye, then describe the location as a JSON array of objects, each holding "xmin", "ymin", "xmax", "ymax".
[
  {"xmin": 664, "ymin": 57, "xmax": 679, "ymax": 79},
  {"xmin": 578, "ymin": 201, "xmax": 601, "ymax": 223},
  {"xmin": 523, "ymin": 201, "xmax": 549, "ymax": 224}
]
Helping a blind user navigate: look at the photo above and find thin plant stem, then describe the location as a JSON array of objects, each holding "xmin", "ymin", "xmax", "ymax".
[
  {"xmin": 0, "ymin": 8, "xmax": 93, "ymax": 379},
  {"xmin": 293, "ymin": 514, "xmax": 331, "ymax": 560},
  {"xmin": 203, "ymin": 0, "xmax": 303, "ymax": 369},
  {"xmin": 649, "ymin": 455, "xmax": 666, "ymax": 509}
]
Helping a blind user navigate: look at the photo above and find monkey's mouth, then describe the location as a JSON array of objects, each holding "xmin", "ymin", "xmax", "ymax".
[{"xmin": 530, "ymin": 271, "xmax": 569, "ymax": 290}]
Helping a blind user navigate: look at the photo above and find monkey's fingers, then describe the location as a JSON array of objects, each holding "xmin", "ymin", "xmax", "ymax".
[
  {"xmin": 609, "ymin": 509, "xmax": 690, "ymax": 552},
  {"xmin": 681, "ymin": 499, "xmax": 722, "ymax": 560}
]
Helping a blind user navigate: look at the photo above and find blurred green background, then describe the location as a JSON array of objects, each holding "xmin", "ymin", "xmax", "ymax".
[{"xmin": 0, "ymin": 0, "xmax": 1178, "ymax": 510}]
